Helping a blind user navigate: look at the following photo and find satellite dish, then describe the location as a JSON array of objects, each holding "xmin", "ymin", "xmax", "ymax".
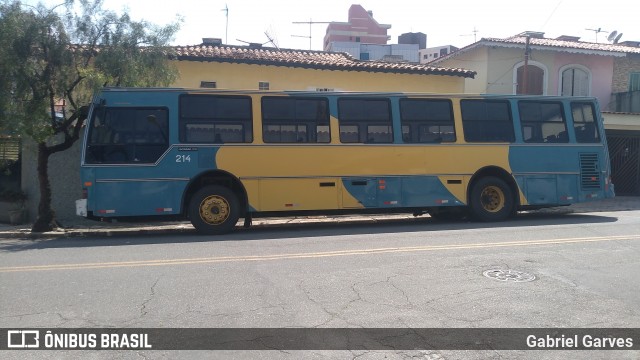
[
  {"xmin": 614, "ymin": 33, "xmax": 623, "ymax": 44},
  {"xmin": 607, "ymin": 31, "xmax": 618, "ymax": 42}
]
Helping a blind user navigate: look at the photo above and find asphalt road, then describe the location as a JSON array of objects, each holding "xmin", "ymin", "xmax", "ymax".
[{"xmin": 1, "ymin": 210, "xmax": 640, "ymax": 359}]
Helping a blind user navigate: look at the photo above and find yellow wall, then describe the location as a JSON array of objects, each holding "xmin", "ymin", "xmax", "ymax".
[{"xmin": 171, "ymin": 61, "xmax": 465, "ymax": 93}]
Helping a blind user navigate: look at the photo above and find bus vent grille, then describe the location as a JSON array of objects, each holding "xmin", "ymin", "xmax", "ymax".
[{"xmin": 580, "ymin": 153, "xmax": 600, "ymax": 190}]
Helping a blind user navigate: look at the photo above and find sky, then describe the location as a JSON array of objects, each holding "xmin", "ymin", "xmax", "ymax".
[{"xmin": 23, "ymin": 0, "xmax": 640, "ymax": 50}]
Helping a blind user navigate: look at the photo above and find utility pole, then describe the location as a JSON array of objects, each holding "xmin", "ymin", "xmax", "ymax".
[
  {"xmin": 292, "ymin": 19, "xmax": 332, "ymax": 50},
  {"xmin": 522, "ymin": 35, "xmax": 531, "ymax": 95}
]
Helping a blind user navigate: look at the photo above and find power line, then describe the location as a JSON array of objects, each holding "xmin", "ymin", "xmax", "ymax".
[{"xmin": 540, "ymin": 0, "xmax": 562, "ymax": 30}]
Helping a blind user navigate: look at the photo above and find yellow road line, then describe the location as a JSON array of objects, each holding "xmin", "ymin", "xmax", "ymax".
[{"xmin": 1, "ymin": 234, "xmax": 639, "ymax": 273}]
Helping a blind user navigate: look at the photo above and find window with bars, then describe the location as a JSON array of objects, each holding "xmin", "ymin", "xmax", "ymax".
[{"xmin": 258, "ymin": 81, "xmax": 270, "ymax": 90}]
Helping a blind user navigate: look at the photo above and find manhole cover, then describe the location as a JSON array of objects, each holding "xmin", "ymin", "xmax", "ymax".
[{"xmin": 483, "ymin": 269, "xmax": 536, "ymax": 282}]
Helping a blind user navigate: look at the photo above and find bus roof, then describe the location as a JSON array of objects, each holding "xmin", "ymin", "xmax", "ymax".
[{"xmin": 96, "ymin": 87, "xmax": 598, "ymax": 102}]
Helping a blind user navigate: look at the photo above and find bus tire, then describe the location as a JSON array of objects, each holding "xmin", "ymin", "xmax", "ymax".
[
  {"xmin": 189, "ymin": 185, "xmax": 240, "ymax": 235},
  {"xmin": 469, "ymin": 176, "xmax": 514, "ymax": 222}
]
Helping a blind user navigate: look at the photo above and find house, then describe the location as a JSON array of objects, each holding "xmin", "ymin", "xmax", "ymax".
[
  {"xmin": 169, "ymin": 40, "xmax": 473, "ymax": 92},
  {"xmin": 20, "ymin": 42, "xmax": 475, "ymax": 224},
  {"xmin": 429, "ymin": 31, "xmax": 640, "ymax": 195}
]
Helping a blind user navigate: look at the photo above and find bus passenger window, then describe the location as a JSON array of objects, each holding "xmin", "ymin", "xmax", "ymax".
[
  {"xmin": 399, "ymin": 99, "xmax": 455, "ymax": 143},
  {"xmin": 367, "ymin": 125, "xmax": 392, "ymax": 143},
  {"xmin": 571, "ymin": 102, "xmax": 600, "ymax": 143},
  {"xmin": 179, "ymin": 95, "xmax": 253, "ymax": 144},
  {"xmin": 338, "ymin": 98, "xmax": 392, "ymax": 143},
  {"xmin": 518, "ymin": 101, "xmax": 567, "ymax": 143},
  {"xmin": 262, "ymin": 97, "xmax": 329, "ymax": 143},
  {"xmin": 339, "ymin": 125, "xmax": 359, "ymax": 143},
  {"xmin": 461, "ymin": 100, "xmax": 514, "ymax": 143},
  {"xmin": 316, "ymin": 125, "xmax": 330, "ymax": 143}
]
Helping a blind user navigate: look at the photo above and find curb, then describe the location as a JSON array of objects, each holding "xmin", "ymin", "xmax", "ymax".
[
  {"xmin": 0, "ymin": 214, "xmax": 424, "ymax": 239},
  {"xmin": 2, "ymin": 198, "xmax": 638, "ymax": 240}
]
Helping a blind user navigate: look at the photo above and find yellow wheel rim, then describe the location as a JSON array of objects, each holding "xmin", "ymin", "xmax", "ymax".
[
  {"xmin": 199, "ymin": 195, "xmax": 230, "ymax": 225},
  {"xmin": 480, "ymin": 186, "xmax": 505, "ymax": 213}
]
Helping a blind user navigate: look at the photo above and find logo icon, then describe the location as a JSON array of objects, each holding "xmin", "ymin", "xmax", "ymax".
[{"xmin": 7, "ymin": 330, "xmax": 39, "ymax": 348}]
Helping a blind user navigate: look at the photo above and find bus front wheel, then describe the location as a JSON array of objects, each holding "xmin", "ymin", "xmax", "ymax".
[
  {"xmin": 189, "ymin": 185, "xmax": 240, "ymax": 235},
  {"xmin": 469, "ymin": 176, "xmax": 514, "ymax": 222}
]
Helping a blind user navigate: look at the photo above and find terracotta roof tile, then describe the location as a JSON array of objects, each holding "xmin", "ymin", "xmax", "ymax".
[
  {"xmin": 430, "ymin": 34, "xmax": 640, "ymax": 64},
  {"xmin": 486, "ymin": 35, "xmax": 640, "ymax": 54},
  {"xmin": 171, "ymin": 45, "xmax": 476, "ymax": 78}
]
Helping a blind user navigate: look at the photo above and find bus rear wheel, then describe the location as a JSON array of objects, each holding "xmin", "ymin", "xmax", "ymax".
[
  {"xmin": 470, "ymin": 176, "xmax": 514, "ymax": 222},
  {"xmin": 189, "ymin": 185, "xmax": 240, "ymax": 235}
]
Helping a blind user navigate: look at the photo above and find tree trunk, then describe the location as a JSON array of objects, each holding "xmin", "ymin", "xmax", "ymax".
[{"xmin": 31, "ymin": 142, "xmax": 56, "ymax": 232}]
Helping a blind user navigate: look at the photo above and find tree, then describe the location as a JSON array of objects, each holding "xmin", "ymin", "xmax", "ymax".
[{"xmin": 0, "ymin": 0, "xmax": 180, "ymax": 232}]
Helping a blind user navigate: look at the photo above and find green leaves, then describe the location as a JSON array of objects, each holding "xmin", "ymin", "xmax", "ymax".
[
  {"xmin": 0, "ymin": 0, "xmax": 181, "ymax": 230},
  {"xmin": 0, "ymin": 0, "xmax": 180, "ymax": 141}
]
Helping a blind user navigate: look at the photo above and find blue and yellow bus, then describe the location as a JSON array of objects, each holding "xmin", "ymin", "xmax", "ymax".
[{"xmin": 76, "ymin": 88, "xmax": 614, "ymax": 234}]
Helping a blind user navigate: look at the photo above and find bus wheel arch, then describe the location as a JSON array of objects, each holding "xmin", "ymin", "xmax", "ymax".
[
  {"xmin": 468, "ymin": 167, "xmax": 518, "ymax": 221},
  {"xmin": 183, "ymin": 170, "xmax": 248, "ymax": 234}
]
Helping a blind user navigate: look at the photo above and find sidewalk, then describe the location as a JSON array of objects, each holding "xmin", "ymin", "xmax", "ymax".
[{"xmin": 1, "ymin": 196, "xmax": 639, "ymax": 239}]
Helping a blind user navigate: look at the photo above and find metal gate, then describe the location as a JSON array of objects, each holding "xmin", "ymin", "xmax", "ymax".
[{"xmin": 608, "ymin": 134, "xmax": 640, "ymax": 195}]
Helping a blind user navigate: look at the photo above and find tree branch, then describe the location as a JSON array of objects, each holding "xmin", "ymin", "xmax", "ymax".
[{"xmin": 45, "ymin": 105, "xmax": 88, "ymax": 154}]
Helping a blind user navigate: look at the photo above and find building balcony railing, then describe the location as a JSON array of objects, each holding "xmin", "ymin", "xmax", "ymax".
[{"xmin": 609, "ymin": 90, "xmax": 640, "ymax": 114}]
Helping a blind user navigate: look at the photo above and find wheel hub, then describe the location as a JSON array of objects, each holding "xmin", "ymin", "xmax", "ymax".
[
  {"xmin": 199, "ymin": 195, "xmax": 230, "ymax": 225},
  {"xmin": 480, "ymin": 185, "xmax": 505, "ymax": 213}
]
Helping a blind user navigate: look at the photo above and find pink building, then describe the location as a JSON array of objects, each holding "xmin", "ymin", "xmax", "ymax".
[{"xmin": 323, "ymin": 5, "xmax": 391, "ymax": 51}]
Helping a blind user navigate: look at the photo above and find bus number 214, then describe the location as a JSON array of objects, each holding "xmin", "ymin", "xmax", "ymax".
[{"xmin": 176, "ymin": 155, "xmax": 192, "ymax": 163}]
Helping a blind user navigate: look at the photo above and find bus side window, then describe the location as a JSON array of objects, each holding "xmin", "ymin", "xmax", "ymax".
[
  {"xmin": 571, "ymin": 102, "xmax": 600, "ymax": 143},
  {"xmin": 338, "ymin": 98, "xmax": 392, "ymax": 143},
  {"xmin": 399, "ymin": 99, "xmax": 455, "ymax": 143},
  {"xmin": 86, "ymin": 107, "xmax": 168, "ymax": 164},
  {"xmin": 339, "ymin": 125, "xmax": 359, "ymax": 143},
  {"xmin": 180, "ymin": 95, "xmax": 253, "ymax": 144},
  {"xmin": 261, "ymin": 97, "xmax": 329, "ymax": 143},
  {"xmin": 519, "ymin": 101, "xmax": 567, "ymax": 144},
  {"xmin": 461, "ymin": 100, "xmax": 514, "ymax": 143}
]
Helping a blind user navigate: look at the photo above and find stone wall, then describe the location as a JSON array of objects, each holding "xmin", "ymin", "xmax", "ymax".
[
  {"xmin": 21, "ymin": 129, "xmax": 84, "ymax": 225},
  {"xmin": 612, "ymin": 55, "xmax": 640, "ymax": 94}
]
